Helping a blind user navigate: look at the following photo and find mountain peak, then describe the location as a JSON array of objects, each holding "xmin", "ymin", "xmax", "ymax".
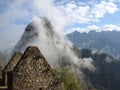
[
  {"xmin": 13, "ymin": 17, "xmax": 54, "ymax": 53},
  {"xmin": 67, "ymin": 30, "xmax": 120, "ymax": 59},
  {"xmin": 73, "ymin": 30, "xmax": 80, "ymax": 34}
]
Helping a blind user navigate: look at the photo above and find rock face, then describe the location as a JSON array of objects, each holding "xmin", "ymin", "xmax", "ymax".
[{"xmin": 12, "ymin": 46, "xmax": 62, "ymax": 90}]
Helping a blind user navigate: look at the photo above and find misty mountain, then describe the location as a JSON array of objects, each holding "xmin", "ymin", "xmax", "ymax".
[
  {"xmin": 67, "ymin": 30, "xmax": 120, "ymax": 90},
  {"xmin": 13, "ymin": 17, "xmax": 79, "ymax": 68},
  {"xmin": 79, "ymin": 48, "xmax": 120, "ymax": 90},
  {"xmin": 67, "ymin": 30, "xmax": 120, "ymax": 59},
  {"xmin": 10, "ymin": 17, "xmax": 120, "ymax": 90}
]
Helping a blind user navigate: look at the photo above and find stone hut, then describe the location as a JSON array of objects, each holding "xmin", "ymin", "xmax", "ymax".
[
  {"xmin": 0, "ymin": 46, "xmax": 63, "ymax": 90},
  {"xmin": 4, "ymin": 52, "xmax": 22, "ymax": 72},
  {"xmin": 0, "ymin": 52, "xmax": 22, "ymax": 90}
]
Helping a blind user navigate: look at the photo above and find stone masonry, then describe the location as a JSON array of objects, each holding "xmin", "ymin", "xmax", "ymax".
[{"xmin": 0, "ymin": 46, "xmax": 63, "ymax": 90}]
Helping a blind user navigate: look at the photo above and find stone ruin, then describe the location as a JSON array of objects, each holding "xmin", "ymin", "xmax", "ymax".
[{"xmin": 0, "ymin": 46, "xmax": 63, "ymax": 90}]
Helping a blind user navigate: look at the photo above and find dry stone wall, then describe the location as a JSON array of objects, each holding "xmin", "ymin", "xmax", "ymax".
[{"xmin": 12, "ymin": 46, "xmax": 63, "ymax": 90}]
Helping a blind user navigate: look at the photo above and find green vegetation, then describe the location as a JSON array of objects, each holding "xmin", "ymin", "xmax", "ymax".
[{"xmin": 54, "ymin": 67, "xmax": 81, "ymax": 90}]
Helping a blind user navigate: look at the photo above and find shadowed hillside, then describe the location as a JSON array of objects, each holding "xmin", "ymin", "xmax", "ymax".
[{"xmin": 67, "ymin": 30, "xmax": 120, "ymax": 59}]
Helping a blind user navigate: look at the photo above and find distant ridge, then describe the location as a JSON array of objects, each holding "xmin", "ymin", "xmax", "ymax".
[{"xmin": 67, "ymin": 30, "xmax": 120, "ymax": 59}]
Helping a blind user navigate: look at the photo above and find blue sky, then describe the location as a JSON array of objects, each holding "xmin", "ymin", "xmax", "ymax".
[
  {"xmin": 0, "ymin": 0, "xmax": 120, "ymax": 51},
  {"xmin": 0, "ymin": 0, "xmax": 120, "ymax": 32}
]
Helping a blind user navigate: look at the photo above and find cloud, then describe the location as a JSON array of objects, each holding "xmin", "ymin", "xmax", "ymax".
[
  {"xmin": 0, "ymin": 0, "xmax": 68, "ymax": 51},
  {"xmin": 65, "ymin": 25, "xmax": 100, "ymax": 33},
  {"xmin": 0, "ymin": 0, "xmax": 33, "ymax": 51},
  {"xmin": 91, "ymin": 1, "xmax": 118, "ymax": 20},
  {"xmin": 59, "ymin": 1, "xmax": 119, "ymax": 23},
  {"xmin": 32, "ymin": 0, "xmax": 68, "ymax": 32},
  {"xmin": 0, "ymin": 0, "xmax": 31, "ymax": 30},
  {"xmin": 12, "ymin": 17, "xmax": 95, "ymax": 74},
  {"xmin": 102, "ymin": 24, "xmax": 120, "ymax": 31},
  {"xmin": 0, "ymin": 0, "xmax": 118, "ymax": 32},
  {"xmin": 0, "ymin": 0, "xmax": 119, "ymax": 51},
  {"xmin": 67, "ymin": 24, "xmax": 120, "ymax": 33},
  {"xmin": 59, "ymin": 3, "xmax": 90, "ymax": 23},
  {"xmin": 81, "ymin": 58, "xmax": 95, "ymax": 71},
  {"xmin": 109, "ymin": 0, "xmax": 120, "ymax": 2},
  {"xmin": 105, "ymin": 56, "xmax": 113, "ymax": 63}
]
